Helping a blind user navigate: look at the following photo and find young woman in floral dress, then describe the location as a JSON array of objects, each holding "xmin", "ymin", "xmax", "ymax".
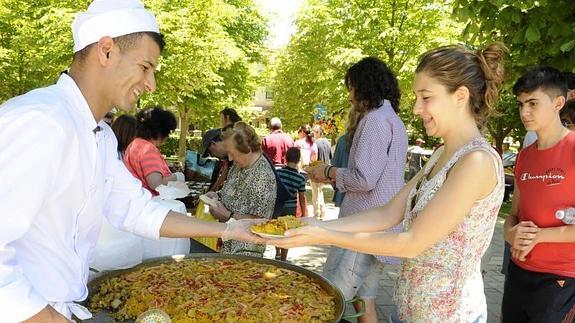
[{"xmin": 272, "ymin": 43, "xmax": 507, "ymax": 322}]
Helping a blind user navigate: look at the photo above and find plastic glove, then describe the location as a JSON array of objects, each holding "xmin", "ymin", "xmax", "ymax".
[
  {"xmin": 173, "ymin": 172, "xmax": 185, "ymax": 182},
  {"xmin": 222, "ymin": 218, "xmax": 267, "ymax": 244}
]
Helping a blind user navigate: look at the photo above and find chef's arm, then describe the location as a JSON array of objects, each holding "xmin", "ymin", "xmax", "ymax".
[
  {"xmin": 158, "ymin": 211, "xmax": 265, "ymax": 245},
  {"xmin": 0, "ymin": 116, "xmax": 66, "ymax": 321},
  {"xmin": 159, "ymin": 211, "xmax": 226, "ymax": 238}
]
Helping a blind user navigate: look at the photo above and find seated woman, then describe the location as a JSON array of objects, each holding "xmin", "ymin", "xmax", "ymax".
[
  {"xmin": 271, "ymin": 43, "xmax": 507, "ymax": 323},
  {"xmin": 124, "ymin": 106, "xmax": 184, "ymax": 195},
  {"xmin": 123, "ymin": 106, "xmax": 189, "ymax": 258},
  {"xmin": 207, "ymin": 122, "xmax": 277, "ymax": 257}
]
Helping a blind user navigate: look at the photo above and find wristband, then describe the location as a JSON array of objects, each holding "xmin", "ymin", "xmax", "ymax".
[{"xmin": 325, "ymin": 165, "xmax": 334, "ymax": 180}]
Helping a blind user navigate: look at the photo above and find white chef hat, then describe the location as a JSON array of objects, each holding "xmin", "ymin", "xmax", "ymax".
[{"xmin": 72, "ymin": 0, "xmax": 159, "ymax": 53}]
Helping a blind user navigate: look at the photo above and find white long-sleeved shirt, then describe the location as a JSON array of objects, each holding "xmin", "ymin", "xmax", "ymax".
[{"xmin": 0, "ymin": 74, "xmax": 171, "ymax": 321}]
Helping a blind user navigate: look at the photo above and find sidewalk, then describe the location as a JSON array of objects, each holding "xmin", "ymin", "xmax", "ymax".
[{"xmin": 264, "ymin": 202, "xmax": 506, "ymax": 322}]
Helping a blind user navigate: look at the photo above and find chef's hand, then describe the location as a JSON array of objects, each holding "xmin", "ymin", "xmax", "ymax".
[
  {"xmin": 209, "ymin": 201, "xmax": 231, "ymax": 222},
  {"xmin": 267, "ymin": 217, "xmax": 330, "ymax": 248},
  {"xmin": 222, "ymin": 218, "xmax": 267, "ymax": 244},
  {"xmin": 23, "ymin": 306, "xmax": 73, "ymax": 323}
]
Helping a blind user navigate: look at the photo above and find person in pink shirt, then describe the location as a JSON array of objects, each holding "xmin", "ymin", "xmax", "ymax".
[
  {"xmin": 295, "ymin": 124, "xmax": 318, "ymax": 165},
  {"xmin": 124, "ymin": 106, "xmax": 185, "ymax": 195}
]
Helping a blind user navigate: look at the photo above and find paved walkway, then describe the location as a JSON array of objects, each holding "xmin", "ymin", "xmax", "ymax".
[{"xmin": 264, "ymin": 202, "xmax": 506, "ymax": 322}]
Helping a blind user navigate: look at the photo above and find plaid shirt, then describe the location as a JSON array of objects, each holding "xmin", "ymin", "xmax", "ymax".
[{"xmin": 335, "ymin": 101, "xmax": 408, "ymax": 263}]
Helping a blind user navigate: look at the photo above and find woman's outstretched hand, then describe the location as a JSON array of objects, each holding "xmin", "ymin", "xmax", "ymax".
[{"xmin": 267, "ymin": 217, "xmax": 331, "ymax": 248}]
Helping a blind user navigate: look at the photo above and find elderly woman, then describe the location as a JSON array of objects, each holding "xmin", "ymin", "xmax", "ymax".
[
  {"xmin": 124, "ymin": 106, "xmax": 185, "ymax": 195},
  {"xmin": 207, "ymin": 121, "xmax": 277, "ymax": 256}
]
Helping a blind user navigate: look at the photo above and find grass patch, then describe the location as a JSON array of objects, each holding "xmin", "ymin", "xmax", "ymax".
[{"xmin": 499, "ymin": 199, "xmax": 512, "ymax": 219}]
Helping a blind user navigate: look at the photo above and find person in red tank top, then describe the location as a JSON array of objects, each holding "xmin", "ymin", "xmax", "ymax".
[{"xmin": 503, "ymin": 66, "xmax": 575, "ymax": 322}]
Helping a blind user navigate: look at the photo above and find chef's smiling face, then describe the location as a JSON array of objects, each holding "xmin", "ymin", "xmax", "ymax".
[{"xmin": 108, "ymin": 34, "xmax": 160, "ymax": 112}]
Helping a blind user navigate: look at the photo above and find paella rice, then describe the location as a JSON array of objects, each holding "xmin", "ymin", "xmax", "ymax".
[
  {"xmin": 250, "ymin": 215, "xmax": 306, "ymax": 236},
  {"xmin": 89, "ymin": 258, "xmax": 335, "ymax": 322}
]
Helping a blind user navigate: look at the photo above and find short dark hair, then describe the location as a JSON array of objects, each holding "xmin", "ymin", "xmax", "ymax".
[
  {"xmin": 136, "ymin": 106, "xmax": 177, "ymax": 140},
  {"xmin": 285, "ymin": 147, "xmax": 301, "ymax": 163},
  {"xmin": 74, "ymin": 32, "xmax": 165, "ymax": 62},
  {"xmin": 561, "ymin": 99, "xmax": 575, "ymax": 122},
  {"xmin": 220, "ymin": 107, "xmax": 242, "ymax": 123},
  {"xmin": 344, "ymin": 57, "xmax": 401, "ymax": 112},
  {"xmin": 562, "ymin": 71, "xmax": 575, "ymax": 90},
  {"xmin": 513, "ymin": 66, "xmax": 567, "ymax": 99},
  {"xmin": 111, "ymin": 114, "xmax": 138, "ymax": 153}
]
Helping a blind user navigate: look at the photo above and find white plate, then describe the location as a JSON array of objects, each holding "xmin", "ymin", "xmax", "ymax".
[{"xmin": 250, "ymin": 228, "xmax": 286, "ymax": 239}]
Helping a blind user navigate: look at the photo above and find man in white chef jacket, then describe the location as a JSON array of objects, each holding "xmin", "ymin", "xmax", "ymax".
[{"xmin": 0, "ymin": 1, "xmax": 263, "ymax": 322}]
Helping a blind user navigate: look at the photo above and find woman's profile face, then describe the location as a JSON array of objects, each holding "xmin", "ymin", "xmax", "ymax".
[
  {"xmin": 152, "ymin": 135, "xmax": 168, "ymax": 148},
  {"xmin": 223, "ymin": 137, "xmax": 249, "ymax": 168},
  {"xmin": 413, "ymin": 72, "xmax": 459, "ymax": 138},
  {"xmin": 348, "ymin": 86, "xmax": 367, "ymax": 112}
]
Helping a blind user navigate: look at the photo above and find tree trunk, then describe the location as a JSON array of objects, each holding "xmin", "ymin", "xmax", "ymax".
[{"xmin": 178, "ymin": 107, "xmax": 190, "ymax": 166}]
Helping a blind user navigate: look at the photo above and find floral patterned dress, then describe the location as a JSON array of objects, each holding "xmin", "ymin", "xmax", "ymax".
[
  {"xmin": 219, "ymin": 154, "xmax": 276, "ymax": 256},
  {"xmin": 393, "ymin": 137, "xmax": 504, "ymax": 322}
]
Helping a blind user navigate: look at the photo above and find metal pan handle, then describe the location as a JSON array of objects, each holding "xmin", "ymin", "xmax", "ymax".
[{"xmin": 342, "ymin": 297, "xmax": 365, "ymax": 320}]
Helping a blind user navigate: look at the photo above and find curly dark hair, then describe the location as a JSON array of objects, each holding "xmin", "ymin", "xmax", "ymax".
[
  {"xmin": 344, "ymin": 57, "xmax": 401, "ymax": 112},
  {"xmin": 135, "ymin": 106, "xmax": 177, "ymax": 140}
]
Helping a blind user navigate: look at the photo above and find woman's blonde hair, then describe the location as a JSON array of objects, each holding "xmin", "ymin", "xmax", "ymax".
[
  {"xmin": 345, "ymin": 108, "xmax": 366, "ymax": 151},
  {"xmin": 221, "ymin": 121, "xmax": 261, "ymax": 154},
  {"xmin": 415, "ymin": 42, "xmax": 507, "ymax": 125}
]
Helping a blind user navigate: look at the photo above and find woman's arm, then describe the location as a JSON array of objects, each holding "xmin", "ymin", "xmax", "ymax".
[
  {"xmin": 275, "ymin": 150, "xmax": 498, "ymax": 258},
  {"xmin": 146, "ymin": 172, "xmax": 177, "ymax": 190},
  {"xmin": 319, "ymin": 172, "xmax": 420, "ymax": 233}
]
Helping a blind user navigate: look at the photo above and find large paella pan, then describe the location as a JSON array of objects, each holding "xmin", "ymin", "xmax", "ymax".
[{"xmin": 86, "ymin": 254, "xmax": 363, "ymax": 322}]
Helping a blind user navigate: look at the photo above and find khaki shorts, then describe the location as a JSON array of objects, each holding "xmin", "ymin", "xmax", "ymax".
[{"xmin": 322, "ymin": 247, "xmax": 382, "ymax": 300}]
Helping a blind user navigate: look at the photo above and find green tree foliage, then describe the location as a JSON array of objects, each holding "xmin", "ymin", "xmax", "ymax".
[
  {"xmin": 143, "ymin": 0, "xmax": 268, "ymax": 160},
  {"xmin": 453, "ymin": 0, "xmax": 575, "ymax": 148},
  {"xmin": 0, "ymin": 0, "xmax": 88, "ymax": 102},
  {"xmin": 455, "ymin": 0, "xmax": 575, "ymax": 72},
  {"xmin": 0, "ymin": 0, "xmax": 267, "ymax": 162},
  {"xmin": 271, "ymin": 0, "xmax": 461, "ymax": 142}
]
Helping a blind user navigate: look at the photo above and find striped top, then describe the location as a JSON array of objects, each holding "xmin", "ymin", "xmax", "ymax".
[
  {"xmin": 335, "ymin": 101, "xmax": 408, "ymax": 264},
  {"xmin": 277, "ymin": 166, "xmax": 307, "ymax": 210},
  {"xmin": 124, "ymin": 137, "xmax": 172, "ymax": 196}
]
